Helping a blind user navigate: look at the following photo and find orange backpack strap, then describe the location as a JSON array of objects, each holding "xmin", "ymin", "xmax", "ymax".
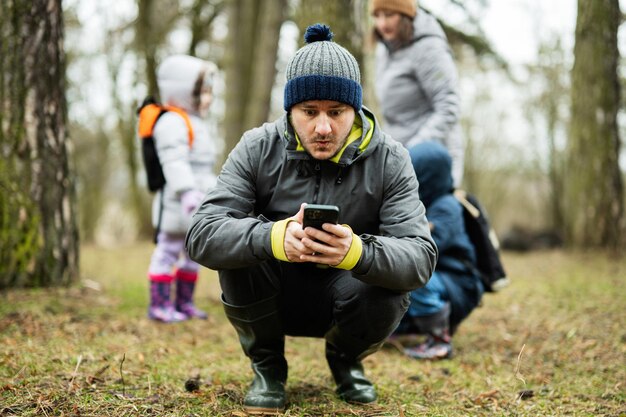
[
  {"xmin": 137, "ymin": 103, "xmax": 194, "ymax": 147},
  {"xmin": 138, "ymin": 103, "xmax": 164, "ymax": 139},
  {"xmin": 163, "ymin": 105, "xmax": 195, "ymax": 147}
]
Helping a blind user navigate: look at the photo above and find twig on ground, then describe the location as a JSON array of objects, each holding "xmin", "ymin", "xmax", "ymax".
[
  {"xmin": 514, "ymin": 343, "xmax": 526, "ymax": 386},
  {"xmin": 474, "ymin": 389, "xmax": 500, "ymax": 401},
  {"xmin": 68, "ymin": 354, "xmax": 83, "ymax": 392},
  {"xmin": 12, "ymin": 365, "xmax": 26, "ymax": 381},
  {"xmin": 36, "ymin": 396, "xmax": 51, "ymax": 417},
  {"xmin": 95, "ymin": 363, "xmax": 110, "ymax": 377},
  {"xmin": 119, "ymin": 353, "xmax": 126, "ymax": 397}
]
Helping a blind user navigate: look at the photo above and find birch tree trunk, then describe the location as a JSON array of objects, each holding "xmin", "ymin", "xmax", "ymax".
[
  {"xmin": 566, "ymin": 0, "xmax": 624, "ymax": 249},
  {"xmin": 222, "ymin": 0, "xmax": 288, "ymax": 153},
  {"xmin": 0, "ymin": 0, "xmax": 79, "ymax": 287}
]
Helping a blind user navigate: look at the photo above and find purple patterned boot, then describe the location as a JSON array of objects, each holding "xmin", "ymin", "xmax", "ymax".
[
  {"xmin": 148, "ymin": 274, "xmax": 188, "ymax": 323},
  {"xmin": 175, "ymin": 270, "xmax": 208, "ymax": 319}
]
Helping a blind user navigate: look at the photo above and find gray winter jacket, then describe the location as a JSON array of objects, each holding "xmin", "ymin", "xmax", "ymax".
[
  {"xmin": 151, "ymin": 55, "xmax": 218, "ymax": 234},
  {"xmin": 374, "ymin": 9, "xmax": 464, "ymax": 185},
  {"xmin": 186, "ymin": 108, "xmax": 437, "ymax": 292}
]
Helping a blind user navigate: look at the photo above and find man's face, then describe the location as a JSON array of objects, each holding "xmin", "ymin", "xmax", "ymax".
[{"xmin": 290, "ymin": 100, "xmax": 356, "ymax": 160}]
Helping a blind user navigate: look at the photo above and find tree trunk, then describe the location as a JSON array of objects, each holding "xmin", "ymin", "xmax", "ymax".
[
  {"xmin": 566, "ymin": 0, "xmax": 624, "ymax": 249},
  {"xmin": 0, "ymin": 0, "xmax": 79, "ymax": 288},
  {"xmin": 222, "ymin": 0, "xmax": 287, "ymax": 154},
  {"xmin": 107, "ymin": 30, "xmax": 153, "ymax": 239},
  {"xmin": 527, "ymin": 38, "xmax": 569, "ymax": 235},
  {"xmin": 132, "ymin": 0, "xmax": 182, "ymax": 238},
  {"xmin": 136, "ymin": 0, "xmax": 160, "ymax": 98},
  {"xmin": 293, "ymin": 0, "xmax": 367, "ymax": 76}
]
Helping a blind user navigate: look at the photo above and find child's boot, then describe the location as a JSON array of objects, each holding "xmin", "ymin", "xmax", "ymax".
[
  {"xmin": 175, "ymin": 269, "xmax": 208, "ymax": 319},
  {"xmin": 404, "ymin": 302, "xmax": 453, "ymax": 360},
  {"xmin": 148, "ymin": 274, "xmax": 187, "ymax": 323}
]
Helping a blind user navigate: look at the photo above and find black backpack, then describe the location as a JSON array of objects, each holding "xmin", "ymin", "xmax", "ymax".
[{"xmin": 454, "ymin": 190, "xmax": 509, "ymax": 292}]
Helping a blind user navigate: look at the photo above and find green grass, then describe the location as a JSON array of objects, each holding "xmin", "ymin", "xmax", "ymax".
[{"xmin": 1, "ymin": 244, "xmax": 625, "ymax": 416}]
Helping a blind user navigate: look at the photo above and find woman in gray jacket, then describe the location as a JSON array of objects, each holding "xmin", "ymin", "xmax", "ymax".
[{"xmin": 371, "ymin": 0, "xmax": 464, "ymax": 186}]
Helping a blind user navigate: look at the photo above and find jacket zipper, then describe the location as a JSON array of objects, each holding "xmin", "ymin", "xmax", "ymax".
[{"xmin": 312, "ymin": 162, "xmax": 321, "ymax": 203}]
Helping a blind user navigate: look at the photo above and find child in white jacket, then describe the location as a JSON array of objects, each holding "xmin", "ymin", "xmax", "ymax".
[{"xmin": 146, "ymin": 55, "xmax": 218, "ymax": 322}]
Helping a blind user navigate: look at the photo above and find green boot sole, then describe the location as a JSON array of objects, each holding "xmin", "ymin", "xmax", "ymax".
[
  {"xmin": 337, "ymin": 383, "xmax": 377, "ymax": 404},
  {"xmin": 244, "ymin": 378, "xmax": 286, "ymax": 414},
  {"xmin": 243, "ymin": 388, "xmax": 285, "ymax": 415}
]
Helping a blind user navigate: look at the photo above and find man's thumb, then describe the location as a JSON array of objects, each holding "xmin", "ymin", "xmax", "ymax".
[{"xmin": 294, "ymin": 203, "xmax": 307, "ymax": 224}]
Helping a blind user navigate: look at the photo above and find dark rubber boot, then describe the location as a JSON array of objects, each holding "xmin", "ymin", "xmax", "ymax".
[
  {"xmin": 222, "ymin": 295, "xmax": 287, "ymax": 414},
  {"xmin": 324, "ymin": 326, "xmax": 383, "ymax": 404}
]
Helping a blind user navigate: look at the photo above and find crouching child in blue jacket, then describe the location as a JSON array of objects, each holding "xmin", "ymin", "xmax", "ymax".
[{"xmin": 395, "ymin": 141, "xmax": 484, "ymax": 360}]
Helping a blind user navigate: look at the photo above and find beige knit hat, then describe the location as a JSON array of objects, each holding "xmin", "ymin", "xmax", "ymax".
[{"xmin": 370, "ymin": 0, "xmax": 417, "ymax": 18}]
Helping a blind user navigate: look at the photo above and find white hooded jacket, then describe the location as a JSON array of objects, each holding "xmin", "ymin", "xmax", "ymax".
[{"xmin": 151, "ymin": 55, "xmax": 219, "ymax": 234}]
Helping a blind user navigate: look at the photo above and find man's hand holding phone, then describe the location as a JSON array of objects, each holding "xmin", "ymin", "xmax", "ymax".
[
  {"xmin": 283, "ymin": 203, "xmax": 352, "ymax": 265},
  {"xmin": 302, "ymin": 204, "xmax": 339, "ymax": 230}
]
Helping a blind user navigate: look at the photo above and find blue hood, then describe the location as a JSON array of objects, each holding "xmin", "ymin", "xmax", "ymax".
[{"xmin": 409, "ymin": 141, "xmax": 454, "ymax": 207}]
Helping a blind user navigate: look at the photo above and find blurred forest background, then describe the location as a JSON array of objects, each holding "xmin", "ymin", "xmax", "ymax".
[{"xmin": 1, "ymin": 0, "xmax": 625, "ymax": 287}]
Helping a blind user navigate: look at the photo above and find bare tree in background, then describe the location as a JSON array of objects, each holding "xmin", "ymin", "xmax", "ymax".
[
  {"xmin": 0, "ymin": 0, "xmax": 79, "ymax": 287},
  {"xmin": 131, "ymin": 0, "xmax": 195, "ymax": 238},
  {"xmin": 293, "ymin": 0, "xmax": 368, "ymax": 71},
  {"xmin": 66, "ymin": 0, "xmax": 227, "ymax": 242},
  {"xmin": 222, "ymin": 0, "xmax": 288, "ymax": 152},
  {"xmin": 188, "ymin": 0, "xmax": 226, "ymax": 57},
  {"xmin": 525, "ymin": 37, "xmax": 569, "ymax": 235},
  {"xmin": 566, "ymin": 0, "xmax": 624, "ymax": 249},
  {"xmin": 135, "ymin": 0, "xmax": 174, "ymax": 98}
]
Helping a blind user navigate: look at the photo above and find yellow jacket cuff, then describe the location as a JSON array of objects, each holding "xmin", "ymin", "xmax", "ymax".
[
  {"xmin": 334, "ymin": 227, "xmax": 363, "ymax": 270},
  {"xmin": 271, "ymin": 219, "xmax": 294, "ymax": 262}
]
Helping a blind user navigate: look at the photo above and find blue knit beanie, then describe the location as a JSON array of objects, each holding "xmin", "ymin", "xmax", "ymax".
[{"xmin": 284, "ymin": 24, "xmax": 362, "ymax": 111}]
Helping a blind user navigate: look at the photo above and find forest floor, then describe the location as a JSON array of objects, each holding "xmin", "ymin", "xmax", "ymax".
[{"xmin": 1, "ymin": 243, "xmax": 625, "ymax": 416}]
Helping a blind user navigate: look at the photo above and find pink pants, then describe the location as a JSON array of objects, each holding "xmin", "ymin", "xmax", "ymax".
[{"xmin": 148, "ymin": 232, "xmax": 199, "ymax": 276}]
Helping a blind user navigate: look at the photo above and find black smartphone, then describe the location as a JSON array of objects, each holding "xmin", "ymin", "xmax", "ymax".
[{"xmin": 303, "ymin": 204, "xmax": 340, "ymax": 230}]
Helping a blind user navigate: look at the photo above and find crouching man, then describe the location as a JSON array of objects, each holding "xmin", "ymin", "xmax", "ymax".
[{"xmin": 185, "ymin": 24, "xmax": 437, "ymax": 414}]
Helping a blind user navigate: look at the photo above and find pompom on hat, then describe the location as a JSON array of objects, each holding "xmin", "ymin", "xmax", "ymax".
[
  {"xmin": 284, "ymin": 24, "xmax": 362, "ymax": 111},
  {"xmin": 370, "ymin": 0, "xmax": 417, "ymax": 18}
]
